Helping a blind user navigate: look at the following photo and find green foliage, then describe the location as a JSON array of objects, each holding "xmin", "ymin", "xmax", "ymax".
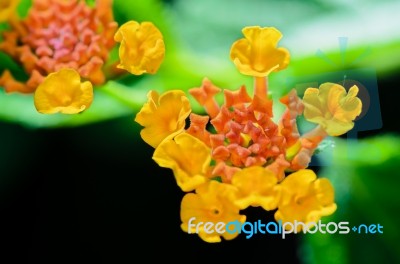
[{"xmin": 300, "ymin": 135, "xmax": 400, "ymax": 264}]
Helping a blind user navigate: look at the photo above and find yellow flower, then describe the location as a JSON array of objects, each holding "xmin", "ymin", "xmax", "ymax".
[
  {"xmin": 230, "ymin": 26, "xmax": 290, "ymax": 77},
  {"xmin": 34, "ymin": 68, "xmax": 93, "ymax": 114},
  {"xmin": 153, "ymin": 133, "xmax": 211, "ymax": 192},
  {"xmin": 275, "ymin": 169, "xmax": 337, "ymax": 231},
  {"xmin": 135, "ymin": 90, "xmax": 191, "ymax": 148},
  {"xmin": 303, "ymin": 83, "xmax": 362, "ymax": 136},
  {"xmin": 0, "ymin": 0, "xmax": 20, "ymax": 22},
  {"xmin": 231, "ymin": 167, "xmax": 280, "ymax": 210},
  {"xmin": 181, "ymin": 180, "xmax": 246, "ymax": 243},
  {"xmin": 114, "ymin": 21, "xmax": 165, "ymax": 75}
]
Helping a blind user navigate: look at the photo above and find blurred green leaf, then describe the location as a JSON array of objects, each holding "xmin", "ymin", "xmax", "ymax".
[
  {"xmin": 17, "ymin": 0, "xmax": 32, "ymax": 17},
  {"xmin": 0, "ymin": 52, "xmax": 28, "ymax": 80},
  {"xmin": 300, "ymin": 135, "xmax": 400, "ymax": 264}
]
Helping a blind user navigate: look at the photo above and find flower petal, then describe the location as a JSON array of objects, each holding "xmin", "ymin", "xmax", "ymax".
[
  {"xmin": 334, "ymin": 85, "xmax": 362, "ymax": 121},
  {"xmin": 302, "ymin": 88, "xmax": 323, "ymax": 119},
  {"xmin": 114, "ymin": 21, "xmax": 165, "ymax": 75},
  {"xmin": 230, "ymin": 26, "xmax": 290, "ymax": 77},
  {"xmin": 0, "ymin": 0, "xmax": 20, "ymax": 22},
  {"xmin": 34, "ymin": 68, "xmax": 93, "ymax": 114},
  {"xmin": 135, "ymin": 90, "xmax": 191, "ymax": 148},
  {"xmin": 180, "ymin": 181, "xmax": 245, "ymax": 243},
  {"xmin": 303, "ymin": 83, "xmax": 362, "ymax": 136},
  {"xmin": 275, "ymin": 169, "xmax": 337, "ymax": 231},
  {"xmin": 231, "ymin": 167, "xmax": 280, "ymax": 210},
  {"xmin": 153, "ymin": 133, "xmax": 211, "ymax": 192}
]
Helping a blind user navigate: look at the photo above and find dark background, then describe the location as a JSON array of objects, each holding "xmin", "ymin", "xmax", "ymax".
[{"xmin": 0, "ymin": 73, "xmax": 398, "ymax": 263}]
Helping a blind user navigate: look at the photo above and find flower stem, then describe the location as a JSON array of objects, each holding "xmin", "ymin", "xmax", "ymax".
[
  {"xmin": 290, "ymin": 125, "xmax": 328, "ymax": 170},
  {"xmin": 254, "ymin": 76, "xmax": 268, "ymax": 98},
  {"xmin": 302, "ymin": 125, "xmax": 328, "ymax": 147}
]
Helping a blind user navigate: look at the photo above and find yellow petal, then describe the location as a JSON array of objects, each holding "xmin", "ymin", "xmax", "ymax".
[
  {"xmin": 334, "ymin": 85, "xmax": 362, "ymax": 121},
  {"xmin": 34, "ymin": 68, "xmax": 93, "ymax": 114},
  {"xmin": 180, "ymin": 181, "xmax": 246, "ymax": 243},
  {"xmin": 153, "ymin": 133, "xmax": 211, "ymax": 192},
  {"xmin": 302, "ymin": 88, "xmax": 323, "ymax": 120},
  {"xmin": 321, "ymin": 118, "xmax": 355, "ymax": 136},
  {"xmin": 314, "ymin": 178, "xmax": 335, "ymax": 206},
  {"xmin": 135, "ymin": 90, "xmax": 191, "ymax": 148},
  {"xmin": 275, "ymin": 170, "xmax": 337, "ymax": 231},
  {"xmin": 231, "ymin": 167, "xmax": 280, "ymax": 210},
  {"xmin": 303, "ymin": 82, "xmax": 362, "ymax": 136},
  {"xmin": 230, "ymin": 26, "xmax": 290, "ymax": 77},
  {"xmin": 279, "ymin": 169, "xmax": 316, "ymax": 204},
  {"xmin": 114, "ymin": 21, "xmax": 165, "ymax": 75},
  {"xmin": 0, "ymin": 0, "xmax": 20, "ymax": 22}
]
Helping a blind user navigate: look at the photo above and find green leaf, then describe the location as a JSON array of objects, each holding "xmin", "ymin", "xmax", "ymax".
[
  {"xmin": 300, "ymin": 135, "xmax": 400, "ymax": 264},
  {"xmin": 0, "ymin": 52, "xmax": 28, "ymax": 80},
  {"xmin": 17, "ymin": 0, "xmax": 32, "ymax": 18}
]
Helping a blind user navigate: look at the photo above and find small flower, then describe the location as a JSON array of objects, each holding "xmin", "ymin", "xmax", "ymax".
[
  {"xmin": 230, "ymin": 26, "xmax": 290, "ymax": 77},
  {"xmin": 114, "ymin": 21, "xmax": 165, "ymax": 75},
  {"xmin": 0, "ymin": 0, "xmax": 20, "ymax": 22},
  {"xmin": 135, "ymin": 90, "xmax": 191, "ymax": 148},
  {"xmin": 34, "ymin": 68, "xmax": 93, "ymax": 114},
  {"xmin": 180, "ymin": 180, "xmax": 246, "ymax": 243},
  {"xmin": 231, "ymin": 166, "xmax": 280, "ymax": 210},
  {"xmin": 275, "ymin": 169, "xmax": 337, "ymax": 231},
  {"xmin": 303, "ymin": 83, "xmax": 362, "ymax": 136},
  {"xmin": 153, "ymin": 133, "xmax": 211, "ymax": 192}
]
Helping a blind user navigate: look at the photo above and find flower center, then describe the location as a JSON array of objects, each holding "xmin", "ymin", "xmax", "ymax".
[
  {"xmin": 211, "ymin": 106, "xmax": 283, "ymax": 168},
  {"xmin": 210, "ymin": 206, "xmax": 222, "ymax": 217},
  {"xmin": 324, "ymin": 111, "xmax": 333, "ymax": 119}
]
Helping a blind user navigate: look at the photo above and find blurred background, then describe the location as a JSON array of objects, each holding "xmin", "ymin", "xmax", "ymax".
[{"xmin": 0, "ymin": 0, "xmax": 399, "ymax": 262}]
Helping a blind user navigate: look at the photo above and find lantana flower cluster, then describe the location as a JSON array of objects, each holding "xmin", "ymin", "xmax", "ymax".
[
  {"xmin": 135, "ymin": 26, "xmax": 362, "ymax": 242},
  {"xmin": 0, "ymin": 0, "xmax": 165, "ymax": 114}
]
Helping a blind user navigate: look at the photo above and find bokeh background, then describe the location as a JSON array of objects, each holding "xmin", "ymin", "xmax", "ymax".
[{"xmin": 1, "ymin": 0, "xmax": 399, "ymax": 262}]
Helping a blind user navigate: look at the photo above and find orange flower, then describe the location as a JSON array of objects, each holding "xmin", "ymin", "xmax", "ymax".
[
  {"xmin": 114, "ymin": 21, "xmax": 165, "ymax": 75},
  {"xmin": 135, "ymin": 90, "xmax": 191, "ymax": 148},
  {"xmin": 231, "ymin": 167, "xmax": 280, "ymax": 210},
  {"xmin": 230, "ymin": 26, "xmax": 290, "ymax": 77},
  {"xmin": 303, "ymin": 83, "xmax": 362, "ymax": 136},
  {"xmin": 180, "ymin": 180, "xmax": 246, "ymax": 243},
  {"xmin": 275, "ymin": 169, "xmax": 337, "ymax": 231},
  {"xmin": 34, "ymin": 68, "xmax": 93, "ymax": 114},
  {"xmin": 153, "ymin": 133, "xmax": 210, "ymax": 192}
]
